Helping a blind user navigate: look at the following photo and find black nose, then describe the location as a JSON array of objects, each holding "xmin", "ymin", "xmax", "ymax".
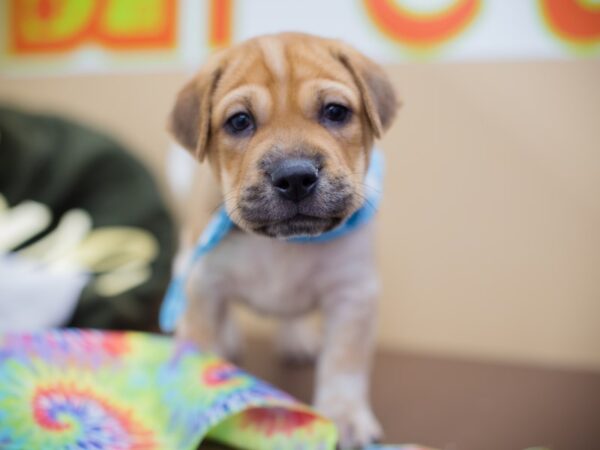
[{"xmin": 270, "ymin": 159, "xmax": 319, "ymax": 202}]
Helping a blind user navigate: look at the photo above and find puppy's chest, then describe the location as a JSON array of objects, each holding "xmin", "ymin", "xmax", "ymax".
[{"xmin": 200, "ymin": 231, "xmax": 324, "ymax": 316}]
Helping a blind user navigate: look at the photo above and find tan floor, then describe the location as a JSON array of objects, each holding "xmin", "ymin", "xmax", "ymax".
[{"xmin": 200, "ymin": 340, "xmax": 600, "ymax": 450}]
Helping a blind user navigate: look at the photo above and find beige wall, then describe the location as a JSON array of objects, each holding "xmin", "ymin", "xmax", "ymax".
[
  {"xmin": 1, "ymin": 59, "xmax": 599, "ymax": 371},
  {"xmin": 378, "ymin": 61, "xmax": 600, "ymax": 371}
]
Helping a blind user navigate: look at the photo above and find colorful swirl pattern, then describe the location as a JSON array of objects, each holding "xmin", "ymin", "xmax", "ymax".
[{"xmin": 0, "ymin": 330, "xmax": 336, "ymax": 450}]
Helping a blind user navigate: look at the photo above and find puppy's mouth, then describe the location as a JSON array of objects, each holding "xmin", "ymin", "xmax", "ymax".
[
  {"xmin": 234, "ymin": 179, "xmax": 355, "ymax": 238},
  {"xmin": 231, "ymin": 153, "xmax": 359, "ymax": 238},
  {"xmin": 254, "ymin": 213, "xmax": 342, "ymax": 238}
]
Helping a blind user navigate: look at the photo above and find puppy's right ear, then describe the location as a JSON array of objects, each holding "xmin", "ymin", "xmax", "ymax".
[{"xmin": 168, "ymin": 68, "xmax": 222, "ymax": 162}]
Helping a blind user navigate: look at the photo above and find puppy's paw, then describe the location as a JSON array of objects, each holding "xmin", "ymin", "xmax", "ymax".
[
  {"xmin": 216, "ymin": 315, "xmax": 243, "ymax": 363},
  {"xmin": 320, "ymin": 402, "xmax": 382, "ymax": 449},
  {"xmin": 178, "ymin": 314, "xmax": 243, "ymax": 362},
  {"xmin": 276, "ymin": 318, "xmax": 320, "ymax": 365}
]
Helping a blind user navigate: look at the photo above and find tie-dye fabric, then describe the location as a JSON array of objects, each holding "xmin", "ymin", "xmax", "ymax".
[{"xmin": 0, "ymin": 329, "xmax": 336, "ymax": 450}]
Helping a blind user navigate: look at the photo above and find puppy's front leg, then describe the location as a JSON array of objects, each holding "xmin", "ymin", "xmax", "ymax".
[
  {"xmin": 276, "ymin": 317, "xmax": 321, "ymax": 364},
  {"xmin": 175, "ymin": 268, "xmax": 240, "ymax": 360},
  {"xmin": 315, "ymin": 285, "xmax": 382, "ymax": 449}
]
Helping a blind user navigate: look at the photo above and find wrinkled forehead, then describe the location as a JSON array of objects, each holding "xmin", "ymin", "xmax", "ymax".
[{"xmin": 212, "ymin": 36, "xmax": 360, "ymax": 116}]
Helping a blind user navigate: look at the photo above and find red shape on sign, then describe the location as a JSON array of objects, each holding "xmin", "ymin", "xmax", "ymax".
[
  {"xmin": 540, "ymin": 0, "xmax": 600, "ymax": 43},
  {"xmin": 364, "ymin": 0, "xmax": 481, "ymax": 47},
  {"xmin": 209, "ymin": 0, "xmax": 233, "ymax": 48}
]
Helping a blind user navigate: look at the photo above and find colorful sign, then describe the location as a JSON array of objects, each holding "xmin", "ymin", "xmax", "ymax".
[{"xmin": 1, "ymin": 0, "xmax": 599, "ymax": 75}]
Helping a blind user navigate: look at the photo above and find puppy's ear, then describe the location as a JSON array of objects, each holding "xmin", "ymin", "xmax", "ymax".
[
  {"xmin": 168, "ymin": 68, "xmax": 222, "ymax": 162},
  {"xmin": 334, "ymin": 45, "xmax": 399, "ymax": 138}
]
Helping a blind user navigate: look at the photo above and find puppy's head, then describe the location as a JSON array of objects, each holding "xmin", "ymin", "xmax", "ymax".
[{"xmin": 170, "ymin": 33, "xmax": 398, "ymax": 238}]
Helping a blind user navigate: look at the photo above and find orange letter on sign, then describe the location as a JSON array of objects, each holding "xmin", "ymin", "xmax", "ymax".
[
  {"xmin": 539, "ymin": 0, "xmax": 600, "ymax": 45},
  {"xmin": 209, "ymin": 0, "xmax": 233, "ymax": 48},
  {"xmin": 10, "ymin": 0, "xmax": 176, "ymax": 54},
  {"xmin": 10, "ymin": 0, "xmax": 97, "ymax": 53},
  {"xmin": 363, "ymin": 0, "xmax": 481, "ymax": 47}
]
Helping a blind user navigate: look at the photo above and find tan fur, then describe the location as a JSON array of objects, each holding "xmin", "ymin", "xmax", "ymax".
[{"xmin": 168, "ymin": 33, "xmax": 398, "ymax": 449}]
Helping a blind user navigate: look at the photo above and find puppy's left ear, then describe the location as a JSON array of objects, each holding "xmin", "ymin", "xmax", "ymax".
[{"xmin": 334, "ymin": 45, "xmax": 399, "ymax": 138}]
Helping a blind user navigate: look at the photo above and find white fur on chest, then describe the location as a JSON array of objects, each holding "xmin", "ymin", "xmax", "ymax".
[{"xmin": 190, "ymin": 222, "xmax": 377, "ymax": 317}]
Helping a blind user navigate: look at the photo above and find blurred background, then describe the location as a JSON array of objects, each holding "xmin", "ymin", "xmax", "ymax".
[{"xmin": 1, "ymin": 1, "xmax": 599, "ymax": 449}]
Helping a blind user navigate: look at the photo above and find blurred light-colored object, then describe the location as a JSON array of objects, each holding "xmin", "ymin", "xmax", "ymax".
[
  {"xmin": 19, "ymin": 208, "xmax": 92, "ymax": 263},
  {"xmin": 166, "ymin": 141, "xmax": 196, "ymax": 199},
  {"xmin": 0, "ymin": 106, "xmax": 177, "ymax": 330},
  {"xmin": 0, "ymin": 255, "xmax": 89, "ymax": 331},
  {"xmin": 0, "ymin": 200, "xmax": 51, "ymax": 251}
]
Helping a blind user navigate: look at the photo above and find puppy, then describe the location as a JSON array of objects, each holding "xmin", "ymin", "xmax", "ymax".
[{"xmin": 168, "ymin": 33, "xmax": 398, "ymax": 448}]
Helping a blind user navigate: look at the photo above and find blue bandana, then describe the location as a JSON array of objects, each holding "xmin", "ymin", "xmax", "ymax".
[{"xmin": 159, "ymin": 149, "xmax": 384, "ymax": 332}]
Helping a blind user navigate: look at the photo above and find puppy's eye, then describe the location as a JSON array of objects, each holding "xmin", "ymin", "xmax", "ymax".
[
  {"xmin": 321, "ymin": 103, "xmax": 351, "ymax": 126},
  {"xmin": 225, "ymin": 112, "xmax": 255, "ymax": 136}
]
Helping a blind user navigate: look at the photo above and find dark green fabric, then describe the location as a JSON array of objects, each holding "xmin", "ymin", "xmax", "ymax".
[{"xmin": 0, "ymin": 106, "xmax": 176, "ymax": 330}]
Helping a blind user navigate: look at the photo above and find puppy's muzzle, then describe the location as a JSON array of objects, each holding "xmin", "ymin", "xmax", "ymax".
[
  {"xmin": 237, "ymin": 151, "xmax": 355, "ymax": 238},
  {"xmin": 270, "ymin": 159, "xmax": 319, "ymax": 202}
]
